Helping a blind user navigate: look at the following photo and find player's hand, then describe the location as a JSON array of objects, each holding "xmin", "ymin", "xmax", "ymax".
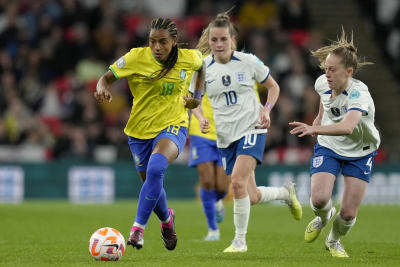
[
  {"xmin": 199, "ymin": 117, "xmax": 210, "ymax": 134},
  {"xmin": 256, "ymin": 107, "xmax": 271, "ymax": 129},
  {"xmin": 289, "ymin": 121, "xmax": 314, "ymax": 137},
  {"xmin": 183, "ymin": 94, "xmax": 200, "ymax": 109},
  {"xmin": 94, "ymin": 89, "xmax": 112, "ymax": 103}
]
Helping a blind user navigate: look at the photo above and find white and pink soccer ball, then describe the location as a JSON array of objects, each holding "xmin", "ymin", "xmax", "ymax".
[{"xmin": 89, "ymin": 227, "xmax": 126, "ymax": 261}]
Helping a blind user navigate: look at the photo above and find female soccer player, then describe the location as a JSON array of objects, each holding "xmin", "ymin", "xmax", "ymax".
[
  {"xmin": 289, "ymin": 29, "xmax": 380, "ymax": 258},
  {"xmin": 188, "ymin": 81, "xmax": 230, "ymax": 241},
  {"xmin": 95, "ymin": 18, "xmax": 205, "ymax": 251},
  {"xmin": 192, "ymin": 12, "xmax": 303, "ymax": 253}
]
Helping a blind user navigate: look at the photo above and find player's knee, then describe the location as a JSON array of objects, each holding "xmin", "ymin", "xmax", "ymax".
[
  {"xmin": 340, "ymin": 208, "xmax": 357, "ymax": 221},
  {"xmin": 311, "ymin": 198, "xmax": 330, "ymax": 209},
  {"xmin": 231, "ymin": 176, "xmax": 245, "ymax": 193},
  {"xmin": 147, "ymin": 153, "xmax": 169, "ymax": 180},
  {"xmin": 201, "ymin": 179, "xmax": 214, "ymax": 190}
]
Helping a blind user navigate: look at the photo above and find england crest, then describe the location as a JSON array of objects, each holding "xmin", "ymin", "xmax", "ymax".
[{"xmin": 313, "ymin": 156, "xmax": 323, "ymax": 168}]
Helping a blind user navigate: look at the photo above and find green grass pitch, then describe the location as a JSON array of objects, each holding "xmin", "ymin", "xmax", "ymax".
[{"xmin": 1, "ymin": 201, "xmax": 399, "ymax": 266}]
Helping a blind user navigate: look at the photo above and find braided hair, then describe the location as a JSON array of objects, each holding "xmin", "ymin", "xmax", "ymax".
[{"xmin": 148, "ymin": 18, "xmax": 179, "ymax": 81}]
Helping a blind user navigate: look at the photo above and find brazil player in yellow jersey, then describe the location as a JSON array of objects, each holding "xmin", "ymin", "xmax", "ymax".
[{"xmin": 95, "ymin": 18, "xmax": 205, "ymax": 251}]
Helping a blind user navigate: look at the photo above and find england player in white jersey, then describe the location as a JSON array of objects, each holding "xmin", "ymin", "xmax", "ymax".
[
  {"xmin": 190, "ymin": 12, "xmax": 302, "ymax": 253},
  {"xmin": 289, "ymin": 29, "xmax": 380, "ymax": 258}
]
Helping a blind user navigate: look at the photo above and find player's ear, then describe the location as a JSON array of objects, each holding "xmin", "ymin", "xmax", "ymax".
[{"xmin": 347, "ymin": 67, "xmax": 354, "ymax": 77}]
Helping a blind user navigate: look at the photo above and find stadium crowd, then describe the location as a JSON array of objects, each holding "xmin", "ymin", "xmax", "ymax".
[{"xmin": 0, "ymin": 0, "xmax": 388, "ymax": 163}]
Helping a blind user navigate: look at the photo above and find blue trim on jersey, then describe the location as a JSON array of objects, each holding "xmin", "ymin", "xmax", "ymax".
[
  {"xmin": 260, "ymin": 71, "xmax": 270, "ymax": 84},
  {"xmin": 348, "ymin": 107, "xmax": 368, "ymax": 115},
  {"xmin": 208, "ymin": 58, "xmax": 215, "ymax": 68},
  {"xmin": 231, "ymin": 55, "xmax": 241, "ymax": 61},
  {"xmin": 324, "ymin": 90, "xmax": 348, "ymax": 96}
]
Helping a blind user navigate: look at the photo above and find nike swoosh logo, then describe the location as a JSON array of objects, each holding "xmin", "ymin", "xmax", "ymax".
[
  {"xmin": 145, "ymin": 196, "xmax": 157, "ymax": 201},
  {"xmin": 104, "ymin": 244, "xmax": 119, "ymax": 249},
  {"xmin": 207, "ymin": 79, "xmax": 216, "ymax": 84},
  {"xmin": 243, "ymin": 146, "xmax": 254, "ymax": 149},
  {"xmin": 364, "ymin": 171, "xmax": 370, "ymax": 175}
]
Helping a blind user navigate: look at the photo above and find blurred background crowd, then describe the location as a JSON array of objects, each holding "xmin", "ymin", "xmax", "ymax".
[{"xmin": 0, "ymin": 0, "xmax": 398, "ymax": 164}]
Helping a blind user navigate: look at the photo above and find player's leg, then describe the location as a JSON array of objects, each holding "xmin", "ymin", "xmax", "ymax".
[
  {"xmin": 136, "ymin": 172, "xmax": 170, "ymax": 229},
  {"xmin": 197, "ymin": 161, "xmax": 220, "ymax": 241},
  {"xmin": 214, "ymin": 160, "xmax": 229, "ymax": 224},
  {"xmin": 325, "ymin": 154, "xmax": 373, "ymax": 257},
  {"xmin": 246, "ymin": 172, "xmax": 302, "ymax": 220},
  {"xmin": 325, "ymin": 176, "xmax": 366, "ymax": 258},
  {"xmin": 223, "ymin": 154, "xmax": 256, "ymax": 253},
  {"xmin": 129, "ymin": 138, "xmax": 178, "ymax": 249},
  {"xmin": 305, "ymin": 151, "xmax": 340, "ymax": 243}
]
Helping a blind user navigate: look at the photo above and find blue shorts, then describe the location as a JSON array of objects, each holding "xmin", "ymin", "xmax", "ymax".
[
  {"xmin": 310, "ymin": 143, "xmax": 377, "ymax": 183},
  {"xmin": 188, "ymin": 135, "xmax": 222, "ymax": 167},
  {"xmin": 128, "ymin": 125, "xmax": 188, "ymax": 172},
  {"xmin": 219, "ymin": 133, "xmax": 267, "ymax": 175}
]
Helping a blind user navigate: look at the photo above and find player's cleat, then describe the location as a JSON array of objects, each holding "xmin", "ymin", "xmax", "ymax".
[
  {"xmin": 161, "ymin": 208, "xmax": 177, "ymax": 251},
  {"xmin": 283, "ymin": 181, "xmax": 302, "ymax": 220},
  {"xmin": 215, "ymin": 200, "xmax": 225, "ymax": 223},
  {"xmin": 223, "ymin": 239, "xmax": 247, "ymax": 253},
  {"xmin": 127, "ymin": 228, "xmax": 144, "ymax": 250},
  {"xmin": 204, "ymin": 229, "xmax": 220, "ymax": 241},
  {"xmin": 325, "ymin": 237, "xmax": 349, "ymax": 258},
  {"xmin": 304, "ymin": 206, "xmax": 336, "ymax": 243}
]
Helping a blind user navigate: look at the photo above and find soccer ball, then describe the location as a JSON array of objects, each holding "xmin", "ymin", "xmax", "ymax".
[{"xmin": 89, "ymin": 227, "xmax": 126, "ymax": 261}]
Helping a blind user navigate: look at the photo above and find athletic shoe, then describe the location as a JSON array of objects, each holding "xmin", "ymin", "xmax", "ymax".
[
  {"xmin": 127, "ymin": 228, "xmax": 144, "ymax": 250},
  {"xmin": 204, "ymin": 229, "xmax": 220, "ymax": 241},
  {"xmin": 215, "ymin": 200, "xmax": 225, "ymax": 223},
  {"xmin": 161, "ymin": 208, "xmax": 177, "ymax": 251},
  {"xmin": 325, "ymin": 237, "xmax": 349, "ymax": 258},
  {"xmin": 304, "ymin": 206, "xmax": 336, "ymax": 243},
  {"xmin": 223, "ymin": 239, "xmax": 247, "ymax": 253},
  {"xmin": 283, "ymin": 181, "xmax": 303, "ymax": 220}
]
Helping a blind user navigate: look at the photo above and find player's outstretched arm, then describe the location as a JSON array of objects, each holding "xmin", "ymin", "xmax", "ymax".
[
  {"xmin": 289, "ymin": 110, "xmax": 362, "ymax": 137},
  {"xmin": 94, "ymin": 70, "xmax": 117, "ymax": 103}
]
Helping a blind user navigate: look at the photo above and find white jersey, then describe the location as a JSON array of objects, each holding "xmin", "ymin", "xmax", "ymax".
[
  {"xmin": 315, "ymin": 75, "xmax": 380, "ymax": 157},
  {"xmin": 193, "ymin": 51, "xmax": 269, "ymax": 148}
]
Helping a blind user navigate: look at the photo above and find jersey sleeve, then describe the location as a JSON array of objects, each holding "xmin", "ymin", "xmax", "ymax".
[
  {"xmin": 109, "ymin": 48, "xmax": 138, "ymax": 79},
  {"xmin": 190, "ymin": 49, "xmax": 203, "ymax": 71},
  {"xmin": 248, "ymin": 53, "xmax": 270, "ymax": 84},
  {"xmin": 188, "ymin": 71, "xmax": 197, "ymax": 94},
  {"xmin": 348, "ymin": 86, "xmax": 369, "ymax": 115}
]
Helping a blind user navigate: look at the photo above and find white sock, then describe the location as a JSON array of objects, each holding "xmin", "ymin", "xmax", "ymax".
[
  {"xmin": 133, "ymin": 222, "xmax": 146, "ymax": 229},
  {"xmin": 257, "ymin": 186, "xmax": 289, "ymax": 203},
  {"xmin": 328, "ymin": 213, "xmax": 356, "ymax": 242},
  {"xmin": 310, "ymin": 198, "xmax": 333, "ymax": 225},
  {"xmin": 233, "ymin": 196, "xmax": 250, "ymax": 241}
]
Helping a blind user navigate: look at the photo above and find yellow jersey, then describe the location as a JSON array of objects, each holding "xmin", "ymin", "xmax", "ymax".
[
  {"xmin": 189, "ymin": 92, "xmax": 217, "ymax": 141},
  {"xmin": 109, "ymin": 47, "xmax": 203, "ymax": 139}
]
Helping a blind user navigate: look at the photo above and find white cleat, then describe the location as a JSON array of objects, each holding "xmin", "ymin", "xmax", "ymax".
[
  {"xmin": 223, "ymin": 239, "xmax": 247, "ymax": 253},
  {"xmin": 204, "ymin": 229, "xmax": 220, "ymax": 241}
]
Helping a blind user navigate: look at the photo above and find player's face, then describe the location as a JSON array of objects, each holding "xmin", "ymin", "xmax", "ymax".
[
  {"xmin": 209, "ymin": 27, "xmax": 233, "ymax": 63},
  {"xmin": 324, "ymin": 53, "xmax": 353, "ymax": 91},
  {"xmin": 149, "ymin": 29, "xmax": 177, "ymax": 61}
]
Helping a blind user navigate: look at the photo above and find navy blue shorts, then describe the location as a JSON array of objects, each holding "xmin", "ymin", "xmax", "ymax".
[
  {"xmin": 128, "ymin": 125, "xmax": 188, "ymax": 172},
  {"xmin": 310, "ymin": 143, "xmax": 377, "ymax": 183},
  {"xmin": 188, "ymin": 135, "xmax": 222, "ymax": 167},
  {"xmin": 219, "ymin": 133, "xmax": 267, "ymax": 175}
]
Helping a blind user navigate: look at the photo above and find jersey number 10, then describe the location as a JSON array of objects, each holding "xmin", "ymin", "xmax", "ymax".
[{"xmin": 223, "ymin": 90, "xmax": 237, "ymax": 106}]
